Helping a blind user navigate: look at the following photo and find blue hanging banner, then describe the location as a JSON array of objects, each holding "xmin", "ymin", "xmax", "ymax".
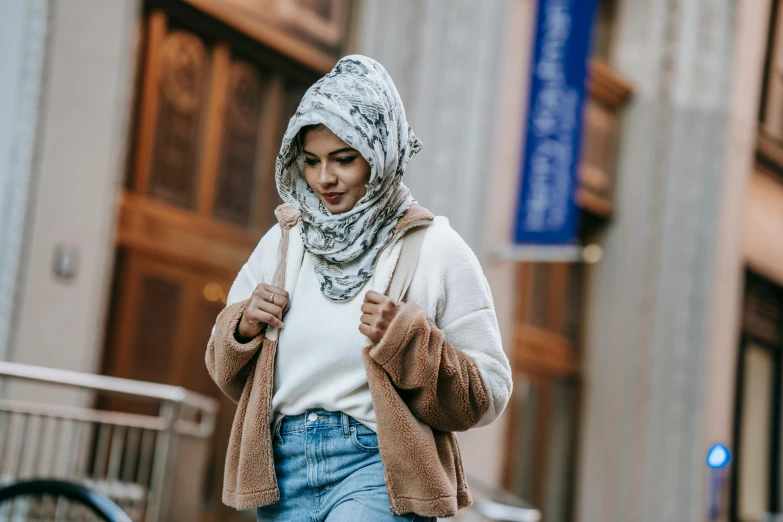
[{"xmin": 514, "ymin": 0, "xmax": 598, "ymax": 251}]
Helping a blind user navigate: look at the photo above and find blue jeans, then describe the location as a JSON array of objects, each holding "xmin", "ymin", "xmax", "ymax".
[{"xmin": 256, "ymin": 409, "xmax": 434, "ymax": 522}]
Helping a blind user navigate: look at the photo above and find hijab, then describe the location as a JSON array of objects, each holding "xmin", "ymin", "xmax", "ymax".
[{"xmin": 275, "ymin": 55, "xmax": 422, "ymax": 301}]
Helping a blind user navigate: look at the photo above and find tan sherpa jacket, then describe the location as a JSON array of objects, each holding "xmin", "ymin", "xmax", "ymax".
[{"xmin": 205, "ymin": 205, "xmax": 512, "ymax": 518}]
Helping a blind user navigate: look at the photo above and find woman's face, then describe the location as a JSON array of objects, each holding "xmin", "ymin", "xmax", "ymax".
[{"xmin": 303, "ymin": 126, "xmax": 371, "ymax": 214}]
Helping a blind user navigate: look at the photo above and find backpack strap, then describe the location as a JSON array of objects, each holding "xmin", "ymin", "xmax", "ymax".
[
  {"xmin": 271, "ymin": 204, "xmax": 301, "ymax": 290},
  {"xmin": 271, "ymin": 226, "xmax": 290, "ymax": 290},
  {"xmin": 386, "ymin": 224, "xmax": 430, "ymax": 304}
]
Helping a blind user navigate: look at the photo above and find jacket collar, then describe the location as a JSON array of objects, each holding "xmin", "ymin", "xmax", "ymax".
[{"xmin": 393, "ymin": 205, "xmax": 434, "ymax": 231}]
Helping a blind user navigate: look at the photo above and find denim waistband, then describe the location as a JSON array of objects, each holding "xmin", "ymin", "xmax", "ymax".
[{"xmin": 275, "ymin": 409, "xmax": 364, "ymax": 437}]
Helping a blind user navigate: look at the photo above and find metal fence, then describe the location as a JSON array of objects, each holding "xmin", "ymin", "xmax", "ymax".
[
  {"xmin": 446, "ymin": 475, "xmax": 541, "ymax": 522},
  {"xmin": 0, "ymin": 361, "xmax": 538, "ymax": 522},
  {"xmin": 0, "ymin": 361, "xmax": 218, "ymax": 522}
]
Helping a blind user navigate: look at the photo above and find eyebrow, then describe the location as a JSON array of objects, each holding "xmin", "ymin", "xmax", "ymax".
[{"xmin": 303, "ymin": 147, "xmax": 357, "ymax": 157}]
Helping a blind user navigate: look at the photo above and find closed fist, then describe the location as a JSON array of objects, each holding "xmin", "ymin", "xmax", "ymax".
[
  {"xmin": 237, "ymin": 283, "xmax": 290, "ymax": 339},
  {"xmin": 359, "ymin": 291, "xmax": 399, "ymax": 344}
]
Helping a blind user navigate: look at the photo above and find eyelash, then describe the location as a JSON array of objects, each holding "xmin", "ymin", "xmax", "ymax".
[
  {"xmin": 304, "ymin": 156, "xmax": 357, "ymax": 167},
  {"xmin": 336, "ymin": 156, "xmax": 357, "ymax": 166}
]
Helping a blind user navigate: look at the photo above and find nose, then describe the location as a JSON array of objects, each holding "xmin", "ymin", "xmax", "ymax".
[{"xmin": 316, "ymin": 161, "xmax": 337, "ymax": 187}]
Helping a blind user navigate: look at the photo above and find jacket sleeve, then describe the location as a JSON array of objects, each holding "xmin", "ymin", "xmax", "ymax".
[
  {"xmin": 205, "ymin": 225, "xmax": 280, "ymax": 403},
  {"xmin": 369, "ymin": 221, "xmax": 513, "ymax": 431},
  {"xmin": 205, "ymin": 299, "xmax": 263, "ymax": 403},
  {"xmin": 369, "ymin": 302, "xmax": 492, "ymax": 432}
]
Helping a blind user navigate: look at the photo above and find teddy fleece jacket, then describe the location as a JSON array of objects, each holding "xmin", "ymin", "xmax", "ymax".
[{"xmin": 205, "ymin": 205, "xmax": 513, "ymax": 517}]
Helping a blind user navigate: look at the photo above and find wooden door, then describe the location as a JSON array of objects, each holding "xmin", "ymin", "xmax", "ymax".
[
  {"xmin": 503, "ymin": 262, "xmax": 584, "ymax": 519},
  {"xmin": 101, "ymin": 5, "xmax": 317, "ymax": 519}
]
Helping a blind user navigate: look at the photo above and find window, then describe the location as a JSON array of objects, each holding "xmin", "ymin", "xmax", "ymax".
[
  {"xmin": 504, "ymin": 257, "xmax": 584, "ymax": 521},
  {"xmin": 505, "ymin": 371, "xmax": 580, "ymax": 521},
  {"xmin": 761, "ymin": 0, "xmax": 783, "ymax": 139},
  {"xmin": 731, "ymin": 272, "xmax": 783, "ymax": 522},
  {"xmin": 757, "ymin": 0, "xmax": 783, "ymax": 179},
  {"xmin": 593, "ymin": 0, "xmax": 617, "ymax": 61}
]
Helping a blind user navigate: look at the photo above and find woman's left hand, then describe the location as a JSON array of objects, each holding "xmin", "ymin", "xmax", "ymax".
[{"xmin": 359, "ymin": 291, "xmax": 399, "ymax": 344}]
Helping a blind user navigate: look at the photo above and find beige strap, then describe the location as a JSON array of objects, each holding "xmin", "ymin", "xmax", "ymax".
[
  {"xmin": 272, "ymin": 227, "xmax": 290, "ymax": 289},
  {"xmin": 263, "ymin": 228, "xmax": 291, "ymax": 341},
  {"xmin": 386, "ymin": 225, "xmax": 429, "ymax": 304}
]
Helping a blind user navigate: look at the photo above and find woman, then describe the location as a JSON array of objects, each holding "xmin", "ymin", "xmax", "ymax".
[{"xmin": 206, "ymin": 55, "xmax": 512, "ymax": 522}]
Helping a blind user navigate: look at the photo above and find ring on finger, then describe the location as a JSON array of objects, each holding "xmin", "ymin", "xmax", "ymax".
[{"xmin": 267, "ymin": 293, "xmax": 275, "ymax": 305}]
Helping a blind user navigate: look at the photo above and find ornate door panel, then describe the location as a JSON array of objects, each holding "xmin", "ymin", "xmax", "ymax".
[
  {"xmin": 103, "ymin": 250, "xmax": 233, "ymax": 410},
  {"xmin": 148, "ymin": 30, "xmax": 209, "ymax": 209},
  {"xmin": 110, "ymin": 9, "xmax": 317, "ymax": 381}
]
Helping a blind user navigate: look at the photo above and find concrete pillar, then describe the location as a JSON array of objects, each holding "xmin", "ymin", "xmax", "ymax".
[
  {"xmin": 352, "ymin": 0, "xmax": 510, "ymax": 253},
  {"xmin": 0, "ymin": 0, "xmax": 50, "ymax": 359},
  {"xmin": 8, "ymin": 0, "xmax": 139, "ymax": 390},
  {"xmin": 576, "ymin": 1, "xmax": 765, "ymax": 521}
]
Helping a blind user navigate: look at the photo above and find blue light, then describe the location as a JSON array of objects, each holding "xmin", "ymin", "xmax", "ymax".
[{"xmin": 707, "ymin": 444, "xmax": 732, "ymax": 469}]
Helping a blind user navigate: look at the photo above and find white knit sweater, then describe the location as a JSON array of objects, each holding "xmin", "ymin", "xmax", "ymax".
[
  {"xmin": 273, "ymin": 251, "xmax": 380, "ymax": 428},
  {"xmin": 224, "ymin": 216, "xmax": 512, "ymax": 429}
]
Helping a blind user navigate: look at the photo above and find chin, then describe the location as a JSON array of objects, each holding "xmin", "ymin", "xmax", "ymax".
[
  {"xmin": 322, "ymin": 200, "xmax": 354, "ymax": 214},
  {"xmin": 327, "ymin": 204, "xmax": 350, "ymax": 214}
]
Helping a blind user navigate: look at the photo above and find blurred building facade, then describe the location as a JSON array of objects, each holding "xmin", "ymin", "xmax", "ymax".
[{"xmin": 1, "ymin": 1, "xmax": 783, "ymax": 521}]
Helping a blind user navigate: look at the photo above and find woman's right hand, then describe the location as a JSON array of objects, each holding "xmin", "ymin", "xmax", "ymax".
[{"xmin": 237, "ymin": 283, "xmax": 290, "ymax": 339}]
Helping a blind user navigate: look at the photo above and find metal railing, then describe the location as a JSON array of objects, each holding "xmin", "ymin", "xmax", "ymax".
[
  {"xmin": 0, "ymin": 361, "xmax": 218, "ymax": 522},
  {"xmin": 0, "ymin": 479, "xmax": 133, "ymax": 521},
  {"xmin": 446, "ymin": 475, "xmax": 541, "ymax": 522}
]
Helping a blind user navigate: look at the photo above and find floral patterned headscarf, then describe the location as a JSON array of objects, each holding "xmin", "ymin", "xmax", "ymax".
[{"xmin": 275, "ymin": 55, "xmax": 421, "ymax": 301}]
